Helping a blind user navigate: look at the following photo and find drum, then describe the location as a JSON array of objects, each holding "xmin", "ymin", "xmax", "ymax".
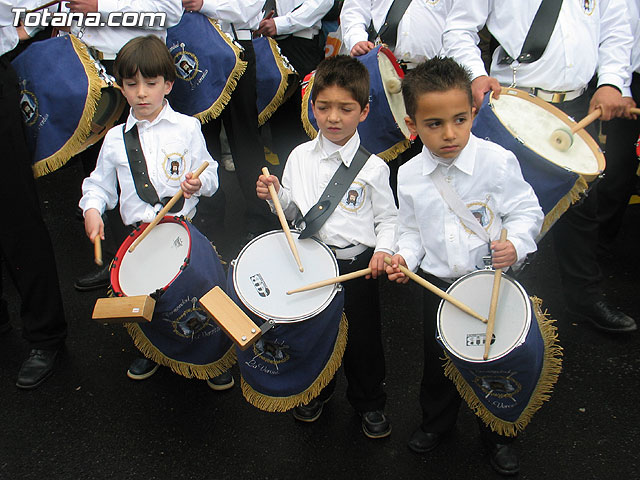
[
  {"xmin": 436, "ymin": 269, "xmax": 562, "ymax": 437},
  {"xmin": 166, "ymin": 12, "xmax": 247, "ymax": 123},
  {"xmin": 253, "ymin": 36, "xmax": 298, "ymax": 126},
  {"xmin": 12, "ymin": 34, "xmax": 126, "ymax": 177},
  {"xmin": 301, "ymin": 45, "xmax": 411, "ymax": 161},
  {"xmin": 472, "ymin": 88, "xmax": 606, "ymax": 238},
  {"xmin": 228, "ymin": 230, "xmax": 346, "ymax": 412},
  {"xmin": 111, "ymin": 217, "xmax": 235, "ymax": 380}
]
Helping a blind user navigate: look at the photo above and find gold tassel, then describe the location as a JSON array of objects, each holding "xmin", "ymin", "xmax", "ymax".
[
  {"xmin": 442, "ymin": 296, "xmax": 563, "ymax": 437},
  {"xmin": 32, "ymin": 35, "xmax": 102, "ymax": 178},
  {"xmin": 125, "ymin": 322, "xmax": 237, "ymax": 380},
  {"xmin": 257, "ymin": 37, "xmax": 298, "ymax": 126},
  {"xmin": 538, "ymin": 176, "xmax": 589, "ymax": 239},
  {"xmin": 240, "ymin": 313, "xmax": 348, "ymax": 412},
  {"xmin": 194, "ymin": 19, "xmax": 248, "ymax": 124}
]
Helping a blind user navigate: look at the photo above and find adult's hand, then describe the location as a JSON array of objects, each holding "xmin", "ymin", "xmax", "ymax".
[{"xmin": 471, "ymin": 75, "xmax": 501, "ymax": 111}]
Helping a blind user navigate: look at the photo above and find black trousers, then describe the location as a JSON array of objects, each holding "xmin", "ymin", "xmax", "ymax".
[
  {"xmin": 419, "ymin": 273, "xmax": 512, "ymax": 444},
  {"xmin": 0, "ymin": 56, "xmax": 67, "ymax": 349},
  {"xmin": 318, "ymin": 248, "xmax": 387, "ymax": 413},
  {"xmin": 597, "ymin": 72, "xmax": 640, "ymax": 245},
  {"xmin": 202, "ymin": 39, "xmax": 277, "ymax": 235}
]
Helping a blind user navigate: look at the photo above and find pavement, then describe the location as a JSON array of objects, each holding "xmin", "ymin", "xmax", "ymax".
[{"xmin": 1, "ymin": 159, "xmax": 639, "ymax": 480}]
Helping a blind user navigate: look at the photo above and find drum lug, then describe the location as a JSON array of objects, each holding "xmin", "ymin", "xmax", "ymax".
[
  {"xmin": 260, "ymin": 320, "xmax": 275, "ymax": 335},
  {"xmin": 230, "ymin": 259, "xmax": 237, "ymax": 267},
  {"xmin": 515, "ymin": 136, "xmax": 525, "ymax": 144}
]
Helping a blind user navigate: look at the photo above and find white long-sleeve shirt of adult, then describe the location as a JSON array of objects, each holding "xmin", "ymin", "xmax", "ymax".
[
  {"xmin": 272, "ymin": 0, "xmax": 333, "ymax": 37},
  {"xmin": 443, "ymin": 0, "xmax": 632, "ymax": 93},
  {"xmin": 58, "ymin": 0, "xmax": 182, "ymax": 56},
  {"xmin": 199, "ymin": 0, "xmax": 263, "ymax": 32},
  {"xmin": 623, "ymin": 0, "xmax": 640, "ymax": 96},
  {"xmin": 340, "ymin": 0, "xmax": 452, "ymax": 65},
  {"xmin": 394, "ymin": 135, "xmax": 543, "ymax": 280},
  {"xmin": 275, "ymin": 131, "xmax": 397, "ymax": 252},
  {"xmin": 0, "ymin": 0, "xmax": 57, "ymax": 55},
  {"xmin": 80, "ymin": 101, "xmax": 218, "ymax": 226}
]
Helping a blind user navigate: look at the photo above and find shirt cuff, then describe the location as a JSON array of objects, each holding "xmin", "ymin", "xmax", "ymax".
[
  {"xmin": 82, "ymin": 199, "xmax": 106, "ymax": 217},
  {"xmin": 397, "ymin": 249, "xmax": 420, "ymax": 273},
  {"xmin": 596, "ymin": 75, "xmax": 625, "ymax": 93},
  {"xmin": 273, "ymin": 16, "xmax": 290, "ymax": 35}
]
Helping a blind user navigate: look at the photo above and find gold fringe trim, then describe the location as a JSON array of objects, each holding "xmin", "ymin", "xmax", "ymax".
[
  {"xmin": 442, "ymin": 296, "xmax": 563, "ymax": 437},
  {"xmin": 376, "ymin": 137, "xmax": 411, "ymax": 163},
  {"xmin": 257, "ymin": 37, "xmax": 297, "ymax": 126},
  {"xmin": 32, "ymin": 35, "xmax": 102, "ymax": 178},
  {"xmin": 300, "ymin": 74, "xmax": 318, "ymax": 140},
  {"xmin": 538, "ymin": 175, "xmax": 589, "ymax": 239},
  {"xmin": 240, "ymin": 313, "xmax": 348, "ymax": 412},
  {"xmin": 125, "ymin": 322, "xmax": 237, "ymax": 380},
  {"xmin": 194, "ymin": 18, "xmax": 248, "ymax": 124}
]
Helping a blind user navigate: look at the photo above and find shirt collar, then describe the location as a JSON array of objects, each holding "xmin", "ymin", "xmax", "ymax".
[
  {"xmin": 311, "ymin": 131, "xmax": 361, "ymax": 167},
  {"xmin": 124, "ymin": 100, "xmax": 180, "ymax": 132},
  {"xmin": 421, "ymin": 134, "xmax": 477, "ymax": 176}
]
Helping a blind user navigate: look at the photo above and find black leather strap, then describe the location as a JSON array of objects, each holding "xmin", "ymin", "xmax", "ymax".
[
  {"xmin": 299, "ymin": 145, "xmax": 371, "ymax": 239},
  {"xmin": 122, "ymin": 125, "xmax": 184, "ymax": 213},
  {"xmin": 368, "ymin": 0, "xmax": 413, "ymax": 51},
  {"xmin": 498, "ymin": 0, "xmax": 564, "ymax": 65}
]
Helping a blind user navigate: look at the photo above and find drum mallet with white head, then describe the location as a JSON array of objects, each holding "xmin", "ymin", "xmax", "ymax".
[{"xmin": 550, "ymin": 107, "xmax": 602, "ymax": 152}]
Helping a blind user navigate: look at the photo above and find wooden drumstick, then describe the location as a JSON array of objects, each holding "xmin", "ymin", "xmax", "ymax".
[
  {"xmin": 383, "ymin": 257, "xmax": 488, "ymax": 324},
  {"xmin": 483, "ymin": 228, "xmax": 508, "ymax": 360},
  {"xmin": 128, "ymin": 162, "xmax": 209, "ymax": 253},
  {"xmin": 287, "ymin": 268, "xmax": 371, "ymax": 295},
  {"xmin": 630, "ymin": 107, "xmax": 640, "ymax": 115},
  {"xmin": 93, "ymin": 235, "xmax": 103, "ymax": 266},
  {"xmin": 261, "ymin": 166, "xmax": 304, "ymax": 272},
  {"xmin": 550, "ymin": 108, "xmax": 602, "ymax": 151},
  {"xmin": 27, "ymin": 0, "xmax": 62, "ymax": 13}
]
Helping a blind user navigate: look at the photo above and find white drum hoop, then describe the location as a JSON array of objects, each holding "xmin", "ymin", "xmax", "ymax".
[
  {"xmin": 232, "ymin": 230, "xmax": 339, "ymax": 323},
  {"xmin": 437, "ymin": 269, "xmax": 532, "ymax": 363}
]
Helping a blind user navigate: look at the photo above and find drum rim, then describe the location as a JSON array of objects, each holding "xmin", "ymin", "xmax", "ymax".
[
  {"xmin": 232, "ymin": 230, "xmax": 339, "ymax": 323},
  {"xmin": 110, "ymin": 216, "xmax": 191, "ymax": 297},
  {"xmin": 436, "ymin": 269, "xmax": 532, "ymax": 363},
  {"xmin": 489, "ymin": 88, "xmax": 605, "ymax": 180}
]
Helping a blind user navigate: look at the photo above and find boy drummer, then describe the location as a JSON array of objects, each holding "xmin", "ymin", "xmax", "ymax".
[
  {"xmin": 256, "ymin": 55, "xmax": 397, "ymax": 438},
  {"xmin": 385, "ymin": 57, "xmax": 543, "ymax": 475}
]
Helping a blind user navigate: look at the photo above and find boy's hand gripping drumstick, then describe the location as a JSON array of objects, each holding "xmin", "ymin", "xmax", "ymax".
[
  {"xmin": 383, "ymin": 257, "xmax": 488, "ymax": 324},
  {"xmin": 286, "ymin": 267, "xmax": 371, "ymax": 295},
  {"xmin": 93, "ymin": 235, "xmax": 103, "ymax": 266},
  {"xmin": 128, "ymin": 162, "xmax": 209, "ymax": 253},
  {"xmin": 261, "ymin": 166, "xmax": 304, "ymax": 272},
  {"xmin": 550, "ymin": 107, "xmax": 602, "ymax": 151},
  {"xmin": 483, "ymin": 228, "xmax": 508, "ymax": 360}
]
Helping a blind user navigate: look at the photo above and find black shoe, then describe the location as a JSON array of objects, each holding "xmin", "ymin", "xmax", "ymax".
[
  {"xmin": 74, "ymin": 264, "xmax": 111, "ymax": 292},
  {"xmin": 126, "ymin": 358, "xmax": 159, "ymax": 380},
  {"xmin": 486, "ymin": 442, "xmax": 519, "ymax": 476},
  {"xmin": 293, "ymin": 398, "xmax": 328, "ymax": 423},
  {"xmin": 361, "ymin": 410, "xmax": 391, "ymax": 439},
  {"xmin": 206, "ymin": 371, "xmax": 234, "ymax": 391},
  {"xmin": 16, "ymin": 349, "xmax": 58, "ymax": 389},
  {"xmin": 408, "ymin": 428, "xmax": 442, "ymax": 453},
  {"xmin": 569, "ymin": 301, "xmax": 637, "ymax": 333}
]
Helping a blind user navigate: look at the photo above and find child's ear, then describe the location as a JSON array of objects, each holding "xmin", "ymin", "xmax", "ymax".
[
  {"xmin": 471, "ymin": 105, "xmax": 477, "ymax": 118},
  {"xmin": 359, "ymin": 103, "xmax": 370, "ymax": 123},
  {"xmin": 164, "ymin": 80, "xmax": 174, "ymax": 95},
  {"xmin": 404, "ymin": 115, "xmax": 418, "ymax": 137}
]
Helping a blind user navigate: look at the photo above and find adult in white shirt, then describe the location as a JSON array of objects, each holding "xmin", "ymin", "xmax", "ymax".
[{"xmin": 443, "ymin": 0, "xmax": 637, "ymax": 333}]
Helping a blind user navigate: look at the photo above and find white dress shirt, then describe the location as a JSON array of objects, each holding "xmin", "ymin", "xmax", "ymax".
[
  {"xmin": 275, "ymin": 131, "xmax": 397, "ymax": 252},
  {"xmin": 624, "ymin": 0, "xmax": 640, "ymax": 96},
  {"xmin": 0, "ymin": 0, "xmax": 18, "ymax": 55},
  {"xmin": 395, "ymin": 134, "xmax": 543, "ymax": 280},
  {"xmin": 56, "ymin": 1, "xmax": 182, "ymax": 58},
  {"xmin": 272, "ymin": 0, "xmax": 333, "ymax": 39},
  {"xmin": 340, "ymin": 0, "xmax": 452, "ymax": 66},
  {"xmin": 443, "ymin": 0, "xmax": 633, "ymax": 92},
  {"xmin": 80, "ymin": 101, "xmax": 219, "ymax": 226},
  {"xmin": 199, "ymin": 0, "xmax": 263, "ymax": 35}
]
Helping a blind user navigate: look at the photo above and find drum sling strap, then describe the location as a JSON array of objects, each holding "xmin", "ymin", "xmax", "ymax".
[
  {"xmin": 498, "ymin": 0, "xmax": 564, "ymax": 65},
  {"xmin": 298, "ymin": 145, "xmax": 371, "ymax": 239},
  {"xmin": 123, "ymin": 124, "xmax": 184, "ymax": 213},
  {"xmin": 367, "ymin": 0, "xmax": 413, "ymax": 51}
]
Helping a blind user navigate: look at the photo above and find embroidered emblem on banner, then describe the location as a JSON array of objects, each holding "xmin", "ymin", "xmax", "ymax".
[
  {"xmin": 473, "ymin": 370, "xmax": 523, "ymax": 403},
  {"xmin": 253, "ymin": 338, "xmax": 290, "ymax": 366},
  {"xmin": 174, "ymin": 49, "xmax": 201, "ymax": 82},
  {"xmin": 19, "ymin": 88, "xmax": 40, "ymax": 127}
]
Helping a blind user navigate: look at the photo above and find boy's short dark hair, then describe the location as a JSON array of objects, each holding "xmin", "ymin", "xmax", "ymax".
[
  {"xmin": 311, "ymin": 55, "xmax": 369, "ymax": 109},
  {"xmin": 402, "ymin": 56, "xmax": 473, "ymax": 119},
  {"xmin": 114, "ymin": 35, "xmax": 176, "ymax": 86}
]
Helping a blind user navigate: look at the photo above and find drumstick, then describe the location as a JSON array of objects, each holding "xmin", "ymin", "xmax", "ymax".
[
  {"xmin": 483, "ymin": 228, "xmax": 508, "ymax": 360},
  {"xmin": 630, "ymin": 108, "xmax": 640, "ymax": 115},
  {"xmin": 261, "ymin": 167, "xmax": 304, "ymax": 272},
  {"xmin": 287, "ymin": 268, "xmax": 371, "ymax": 295},
  {"xmin": 550, "ymin": 107, "xmax": 602, "ymax": 151},
  {"xmin": 383, "ymin": 257, "xmax": 488, "ymax": 324},
  {"xmin": 93, "ymin": 235, "xmax": 103, "ymax": 266},
  {"xmin": 27, "ymin": 0, "xmax": 62, "ymax": 13},
  {"xmin": 128, "ymin": 162, "xmax": 209, "ymax": 253}
]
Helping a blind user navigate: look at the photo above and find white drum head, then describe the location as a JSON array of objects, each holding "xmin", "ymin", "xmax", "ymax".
[
  {"xmin": 491, "ymin": 91, "xmax": 601, "ymax": 175},
  {"xmin": 437, "ymin": 270, "xmax": 531, "ymax": 362},
  {"xmin": 118, "ymin": 223, "xmax": 190, "ymax": 297},
  {"xmin": 233, "ymin": 231, "xmax": 339, "ymax": 323},
  {"xmin": 378, "ymin": 48, "xmax": 411, "ymax": 139}
]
